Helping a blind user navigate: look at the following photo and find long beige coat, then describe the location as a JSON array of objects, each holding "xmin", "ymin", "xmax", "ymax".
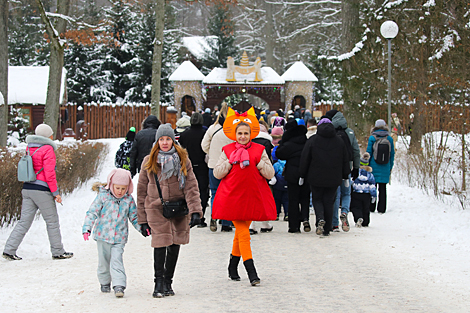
[{"xmin": 137, "ymin": 155, "xmax": 203, "ymax": 248}]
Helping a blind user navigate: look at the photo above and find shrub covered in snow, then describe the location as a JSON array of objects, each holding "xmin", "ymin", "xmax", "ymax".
[{"xmin": 0, "ymin": 141, "xmax": 108, "ymax": 226}]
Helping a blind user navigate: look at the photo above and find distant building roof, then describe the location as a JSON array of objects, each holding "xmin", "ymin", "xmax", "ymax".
[
  {"xmin": 182, "ymin": 36, "xmax": 217, "ymax": 60},
  {"xmin": 8, "ymin": 66, "xmax": 67, "ymax": 105},
  {"xmin": 203, "ymin": 67, "xmax": 284, "ymax": 85},
  {"xmin": 281, "ymin": 61, "xmax": 318, "ymax": 82},
  {"xmin": 169, "ymin": 61, "xmax": 206, "ymax": 81}
]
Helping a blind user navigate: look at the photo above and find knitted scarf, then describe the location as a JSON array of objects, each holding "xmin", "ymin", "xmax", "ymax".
[
  {"xmin": 158, "ymin": 146, "xmax": 186, "ymax": 189},
  {"xmin": 229, "ymin": 142, "xmax": 252, "ymax": 169}
]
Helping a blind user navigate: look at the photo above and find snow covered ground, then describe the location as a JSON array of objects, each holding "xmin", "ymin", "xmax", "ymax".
[{"xmin": 1, "ymin": 138, "xmax": 470, "ymax": 312}]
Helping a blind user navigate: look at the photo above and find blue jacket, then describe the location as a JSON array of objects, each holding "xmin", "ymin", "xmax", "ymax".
[
  {"xmin": 366, "ymin": 128, "xmax": 395, "ymax": 184},
  {"xmin": 82, "ymin": 187, "xmax": 140, "ymax": 244},
  {"xmin": 272, "ymin": 160, "xmax": 288, "ymax": 191},
  {"xmin": 352, "ymin": 167, "xmax": 377, "ymax": 197}
]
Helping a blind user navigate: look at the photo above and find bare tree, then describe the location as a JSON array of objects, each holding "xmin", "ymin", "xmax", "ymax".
[
  {"xmin": 35, "ymin": 0, "xmax": 71, "ymax": 139},
  {"xmin": 0, "ymin": 0, "xmax": 8, "ymax": 146}
]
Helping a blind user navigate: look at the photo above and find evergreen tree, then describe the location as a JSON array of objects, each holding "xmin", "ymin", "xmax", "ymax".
[
  {"xmin": 201, "ymin": 2, "xmax": 237, "ymax": 75},
  {"xmin": 8, "ymin": 0, "xmax": 49, "ymax": 66}
]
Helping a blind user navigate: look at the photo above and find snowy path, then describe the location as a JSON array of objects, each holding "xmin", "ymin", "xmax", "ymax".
[{"xmin": 1, "ymin": 139, "xmax": 469, "ymax": 312}]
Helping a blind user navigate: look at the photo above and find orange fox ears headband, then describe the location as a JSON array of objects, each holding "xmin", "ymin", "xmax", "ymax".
[{"xmin": 223, "ymin": 107, "xmax": 260, "ymax": 141}]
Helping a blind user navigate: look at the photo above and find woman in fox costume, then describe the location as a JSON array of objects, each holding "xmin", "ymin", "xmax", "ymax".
[{"xmin": 212, "ymin": 107, "xmax": 276, "ymax": 286}]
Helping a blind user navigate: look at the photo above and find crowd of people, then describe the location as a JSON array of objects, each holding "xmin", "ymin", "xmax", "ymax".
[{"xmin": 3, "ymin": 103, "xmax": 395, "ymax": 299}]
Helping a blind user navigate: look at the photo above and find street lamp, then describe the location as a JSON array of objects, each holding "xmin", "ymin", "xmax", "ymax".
[{"xmin": 380, "ymin": 21, "xmax": 399, "ymax": 129}]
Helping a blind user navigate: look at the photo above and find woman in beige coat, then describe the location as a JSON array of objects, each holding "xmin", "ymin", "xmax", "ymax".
[{"xmin": 137, "ymin": 124, "xmax": 203, "ymax": 298}]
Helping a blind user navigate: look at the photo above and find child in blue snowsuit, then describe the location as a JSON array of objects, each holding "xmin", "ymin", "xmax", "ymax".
[
  {"xmin": 82, "ymin": 168, "xmax": 141, "ymax": 298},
  {"xmin": 269, "ymin": 155, "xmax": 289, "ymax": 221},
  {"xmin": 350, "ymin": 152, "xmax": 377, "ymax": 227}
]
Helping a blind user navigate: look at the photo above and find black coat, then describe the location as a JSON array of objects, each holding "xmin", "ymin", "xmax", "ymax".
[
  {"xmin": 202, "ymin": 113, "xmax": 213, "ymax": 128},
  {"xmin": 178, "ymin": 125, "xmax": 208, "ymax": 168},
  {"xmin": 129, "ymin": 115, "xmax": 161, "ymax": 176},
  {"xmin": 275, "ymin": 125, "xmax": 307, "ymax": 184},
  {"xmin": 299, "ymin": 122, "xmax": 350, "ymax": 188}
]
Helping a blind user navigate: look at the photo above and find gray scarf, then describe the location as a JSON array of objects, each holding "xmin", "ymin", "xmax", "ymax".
[{"xmin": 158, "ymin": 146, "xmax": 186, "ymax": 189}]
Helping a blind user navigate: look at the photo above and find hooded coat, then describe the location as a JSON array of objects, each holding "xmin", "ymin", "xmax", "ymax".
[
  {"xmin": 275, "ymin": 123, "xmax": 308, "ymax": 184},
  {"xmin": 329, "ymin": 111, "xmax": 360, "ymax": 170},
  {"xmin": 22, "ymin": 135, "xmax": 59, "ymax": 196},
  {"xmin": 366, "ymin": 126, "xmax": 395, "ymax": 184},
  {"xmin": 129, "ymin": 115, "xmax": 161, "ymax": 176},
  {"xmin": 299, "ymin": 122, "xmax": 351, "ymax": 188},
  {"xmin": 137, "ymin": 155, "xmax": 203, "ymax": 248}
]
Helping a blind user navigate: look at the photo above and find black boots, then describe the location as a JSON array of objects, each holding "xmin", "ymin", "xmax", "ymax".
[
  {"xmin": 228, "ymin": 254, "xmax": 241, "ymax": 281},
  {"xmin": 153, "ymin": 245, "xmax": 180, "ymax": 298},
  {"xmin": 153, "ymin": 247, "xmax": 166, "ymax": 298},
  {"xmin": 163, "ymin": 244, "xmax": 180, "ymax": 296},
  {"xmin": 243, "ymin": 259, "xmax": 260, "ymax": 286}
]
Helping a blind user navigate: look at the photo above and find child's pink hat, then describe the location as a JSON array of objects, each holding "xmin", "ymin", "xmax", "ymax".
[{"xmin": 106, "ymin": 168, "xmax": 133, "ymax": 197}]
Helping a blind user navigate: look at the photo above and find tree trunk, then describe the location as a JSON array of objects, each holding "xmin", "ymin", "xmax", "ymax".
[
  {"xmin": 341, "ymin": 0, "xmax": 361, "ymax": 129},
  {"xmin": 36, "ymin": 0, "xmax": 70, "ymax": 140},
  {"xmin": 151, "ymin": 0, "xmax": 165, "ymax": 118},
  {"xmin": 0, "ymin": 0, "xmax": 8, "ymax": 147},
  {"xmin": 264, "ymin": 0, "xmax": 274, "ymax": 68}
]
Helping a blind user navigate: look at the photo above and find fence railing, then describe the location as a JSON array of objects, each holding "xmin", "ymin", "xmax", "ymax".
[
  {"xmin": 62, "ymin": 102, "xmax": 468, "ymax": 140},
  {"xmin": 63, "ymin": 104, "xmax": 167, "ymax": 140}
]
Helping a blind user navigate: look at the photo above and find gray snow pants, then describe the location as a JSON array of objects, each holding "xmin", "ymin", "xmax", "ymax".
[
  {"xmin": 3, "ymin": 189, "xmax": 65, "ymax": 257},
  {"xmin": 96, "ymin": 241, "xmax": 126, "ymax": 288}
]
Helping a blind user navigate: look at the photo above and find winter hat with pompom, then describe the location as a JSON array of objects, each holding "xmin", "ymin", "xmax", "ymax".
[
  {"xmin": 106, "ymin": 168, "xmax": 133, "ymax": 198},
  {"xmin": 271, "ymin": 126, "xmax": 284, "ymax": 145},
  {"xmin": 156, "ymin": 123, "xmax": 176, "ymax": 143}
]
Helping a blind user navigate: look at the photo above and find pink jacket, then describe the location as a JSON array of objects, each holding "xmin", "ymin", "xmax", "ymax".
[{"xmin": 26, "ymin": 135, "xmax": 59, "ymax": 195}]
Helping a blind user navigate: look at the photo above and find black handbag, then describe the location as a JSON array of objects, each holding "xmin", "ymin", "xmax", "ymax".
[{"xmin": 154, "ymin": 174, "xmax": 189, "ymax": 219}]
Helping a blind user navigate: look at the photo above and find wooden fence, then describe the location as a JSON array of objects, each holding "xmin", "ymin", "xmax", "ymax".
[
  {"xmin": 61, "ymin": 102, "xmax": 468, "ymax": 140},
  {"xmin": 63, "ymin": 104, "xmax": 167, "ymax": 140}
]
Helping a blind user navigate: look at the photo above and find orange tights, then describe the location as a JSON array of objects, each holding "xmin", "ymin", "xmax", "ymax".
[{"xmin": 231, "ymin": 220, "xmax": 252, "ymax": 261}]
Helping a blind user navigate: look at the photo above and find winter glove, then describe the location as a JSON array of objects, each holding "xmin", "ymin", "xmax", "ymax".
[
  {"xmin": 351, "ymin": 168, "xmax": 359, "ymax": 181},
  {"xmin": 371, "ymin": 197, "xmax": 376, "ymax": 204},
  {"xmin": 189, "ymin": 213, "xmax": 201, "ymax": 228},
  {"xmin": 343, "ymin": 179, "xmax": 350, "ymax": 188},
  {"xmin": 269, "ymin": 177, "xmax": 277, "ymax": 185},
  {"xmin": 83, "ymin": 232, "xmax": 90, "ymax": 241},
  {"xmin": 298, "ymin": 178, "xmax": 304, "ymax": 186},
  {"xmin": 140, "ymin": 223, "xmax": 151, "ymax": 237}
]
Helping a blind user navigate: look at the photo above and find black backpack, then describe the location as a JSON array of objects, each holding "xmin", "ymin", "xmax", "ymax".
[
  {"xmin": 372, "ymin": 135, "xmax": 391, "ymax": 164},
  {"xmin": 336, "ymin": 128, "xmax": 354, "ymax": 161}
]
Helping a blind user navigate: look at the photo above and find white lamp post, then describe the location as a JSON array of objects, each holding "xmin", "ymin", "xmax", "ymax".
[{"xmin": 380, "ymin": 21, "xmax": 399, "ymax": 129}]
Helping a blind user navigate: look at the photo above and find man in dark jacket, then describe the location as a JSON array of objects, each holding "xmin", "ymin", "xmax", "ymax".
[
  {"xmin": 202, "ymin": 108, "xmax": 213, "ymax": 128},
  {"xmin": 299, "ymin": 118, "xmax": 350, "ymax": 236},
  {"xmin": 129, "ymin": 115, "xmax": 161, "ymax": 177},
  {"xmin": 326, "ymin": 110, "xmax": 360, "ymax": 232},
  {"xmin": 178, "ymin": 113, "xmax": 209, "ymax": 227},
  {"xmin": 275, "ymin": 120, "xmax": 311, "ymax": 233}
]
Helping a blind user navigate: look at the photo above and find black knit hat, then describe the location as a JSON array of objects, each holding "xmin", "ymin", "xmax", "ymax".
[
  {"xmin": 126, "ymin": 127, "xmax": 136, "ymax": 141},
  {"xmin": 326, "ymin": 110, "xmax": 338, "ymax": 119}
]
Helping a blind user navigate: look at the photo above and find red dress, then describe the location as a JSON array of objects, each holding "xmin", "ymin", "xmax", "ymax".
[{"xmin": 212, "ymin": 142, "xmax": 277, "ymax": 221}]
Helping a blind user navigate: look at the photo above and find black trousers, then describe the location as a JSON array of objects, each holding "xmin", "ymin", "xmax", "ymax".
[
  {"xmin": 311, "ymin": 186, "xmax": 338, "ymax": 234},
  {"xmin": 350, "ymin": 192, "xmax": 371, "ymax": 226},
  {"xmin": 369, "ymin": 183, "xmax": 387, "ymax": 213},
  {"xmin": 193, "ymin": 165, "xmax": 209, "ymax": 222},
  {"xmin": 287, "ymin": 182, "xmax": 311, "ymax": 231}
]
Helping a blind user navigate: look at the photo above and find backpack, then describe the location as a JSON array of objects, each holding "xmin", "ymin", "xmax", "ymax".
[
  {"xmin": 372, "ymin": 135, "xmax": 391, "ymax": 164},
  {"xmin": 18, "ymin": 147, "xmax": 43, "ymax": 182},
  {"xmin": 336, "ymin": 128, "xmax": 354, "ymax": 161}
]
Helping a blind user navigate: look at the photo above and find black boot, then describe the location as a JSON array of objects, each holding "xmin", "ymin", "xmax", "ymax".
[
  {"xmin": 243, "ymin": 259, "xmax": 260, "ymax": 286},
  {"xmin": 228, "ymin": 254, "xmax": 241, "ymax": 281},
  {"xmin": 153, "ymin": 247, "xmax": 166, "ymax": 298},
  {"xmin": 163, "ymin": 244, "xmax": 180, "ymax": 296}
]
